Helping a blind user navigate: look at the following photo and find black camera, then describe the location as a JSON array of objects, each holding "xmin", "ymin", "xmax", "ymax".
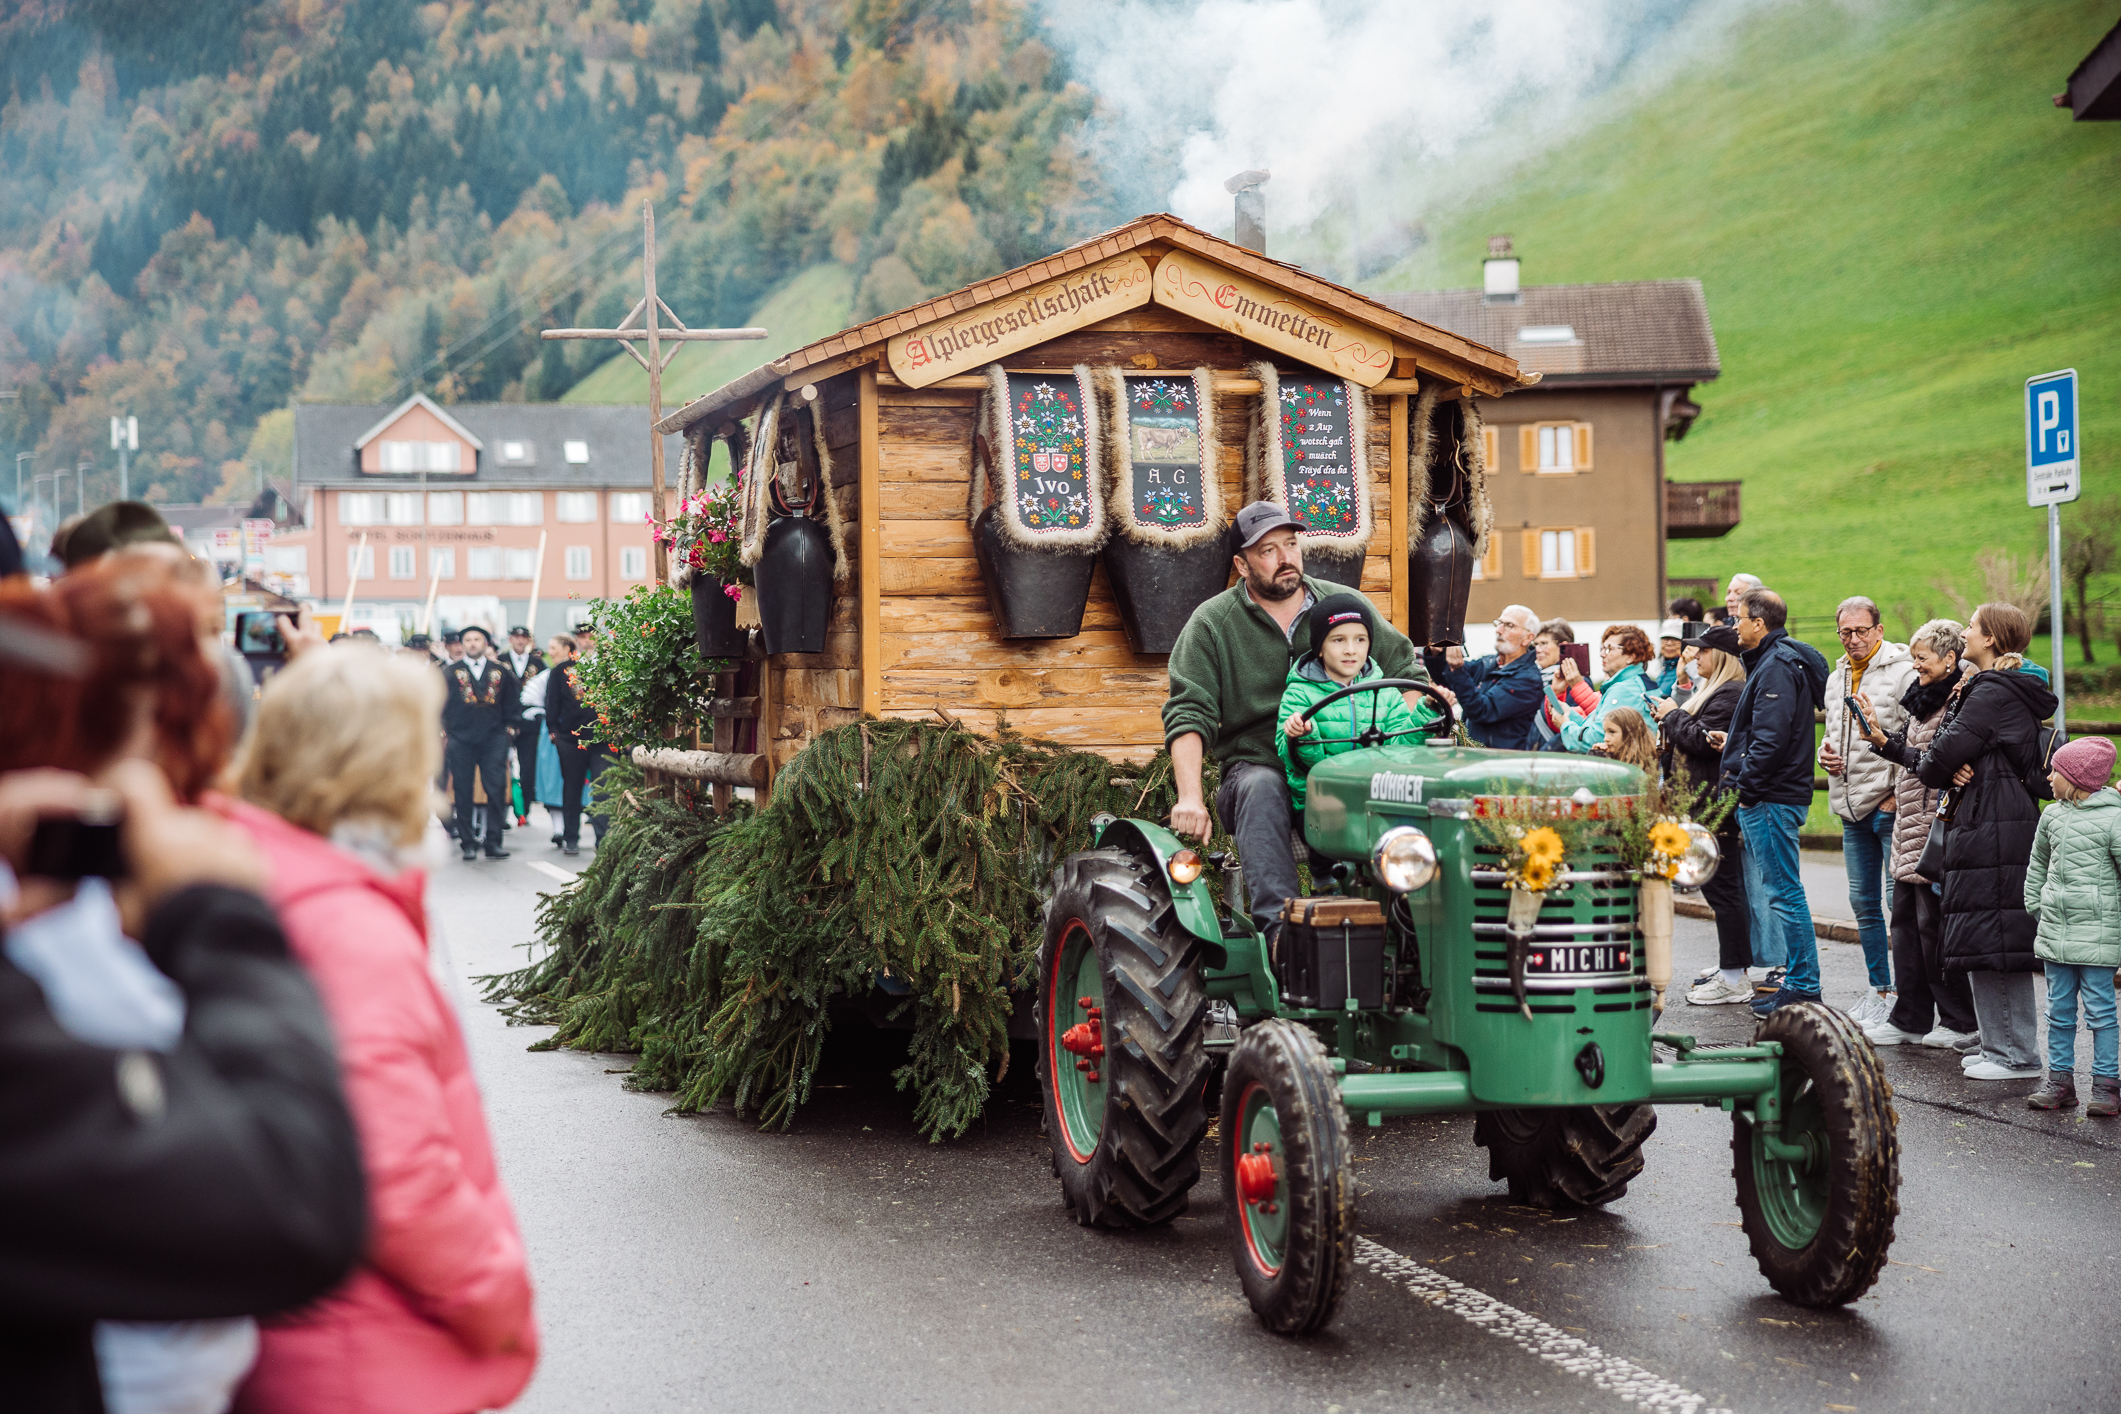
[{"xmin": 25, "ymin": 792, "xmax": 127, "ymax": 880}]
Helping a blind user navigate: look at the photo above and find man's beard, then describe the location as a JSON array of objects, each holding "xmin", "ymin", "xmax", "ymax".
[{"xmin": 1244, "ymin": 562, "xmax": 1303, "ymax": 603}]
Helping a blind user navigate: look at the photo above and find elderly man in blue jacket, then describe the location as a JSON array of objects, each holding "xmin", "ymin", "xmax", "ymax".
[
  {"xmin": 1424, "ymin": 604, "xmax": 1544, "ymax": 750},
  {"xmin": 1714, "ymin": 588, "xmax": 1831, "ymax": 1015}
]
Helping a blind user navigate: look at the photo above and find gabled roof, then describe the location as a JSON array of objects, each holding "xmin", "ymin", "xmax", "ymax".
[
  {"xmin": 292, "ymin": 403, "xmax": 685, "ymax": 489},
  {"xmin": 1369, "ymin": 280, "xmax": 1720, "ymax": 386},
  {"xmin": 655, "ymin": 212, "xmax": 1529, "ymax": 435},
  {"xmin": 352, "ymin": 392, "xmax": 485, "ymax": 450}
]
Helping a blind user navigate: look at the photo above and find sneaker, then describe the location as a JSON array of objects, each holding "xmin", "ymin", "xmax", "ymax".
[
  {"xmin": 1863, "ymin": 1020, "xmax": 1927, "ymax": 1046},
  {"xmin": 1962, "ymin": 1051, "xmax": 1984, "ymax": 1071},
  {"xmin": 1691, "ymin": 962, "xmax": 1720, "ymax": 985},
  {"xmin": 1753, "ymin": 967, "xmax": 1788, "ymax": 996},
  {"xmin": 1964, "ymin": 1059, "xmax": 2042, "ymax": 1081},
  {"xmin": 2027, "ymin": 1075, "xmax": 2078, "ymax": 1109},
  {"xmin": 1688, "ymin": 977, "xmax": 1756, "ymax": 1006},
  {"xmin": 482, "ymin": 847, "xmax": 511, "ymax": 860},
  {"xmin": 1752, "ymin": 987, "xmax": 1822, "ymax": 1016},
  {"xmin": 2088, "ymin": 1079, "xmax": 2120, "ymax": 1117},
  {"xmin": 1843, "ymin": 989, "xmax": 1882, "ymax": 1024},
  {"xmin": 1919, "ymin": 1026, "xmax": 1978, "ymax": 1050}
]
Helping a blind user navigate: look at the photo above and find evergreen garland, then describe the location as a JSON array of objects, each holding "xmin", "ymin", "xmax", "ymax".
[{"xmin": 487, "ymin": 720, "xmax": 1226, "ymax": 1141}]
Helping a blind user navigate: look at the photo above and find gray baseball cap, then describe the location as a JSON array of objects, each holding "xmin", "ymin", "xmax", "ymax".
[{"xmin": 1233, "ymin": 500, "xmax": 1305, "ymax": 549}]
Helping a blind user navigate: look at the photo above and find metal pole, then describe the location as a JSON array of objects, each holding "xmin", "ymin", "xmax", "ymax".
[
  {"xmin": 642, "ymin": 199, "xmax": 670, "ymax": 585},
  {"xmin": 76, "ymin": 459, "xmax": 87, "ymax": 515},
  {"xmin": 2050, "ymin": 502, "xmax": 2068, "ymax": 735},
  {"xmin": 118, "ymin": 445, "xmax": 128, "ymax": 501}
]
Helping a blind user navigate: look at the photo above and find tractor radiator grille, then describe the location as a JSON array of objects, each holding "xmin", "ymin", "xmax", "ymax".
[{"xmin": 1468, "ymin": 845, "xmax": 1650, "ymax": 1003}]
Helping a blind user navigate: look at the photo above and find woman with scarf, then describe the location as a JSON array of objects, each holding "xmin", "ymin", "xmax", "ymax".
[{"xmin": 1856, "ymin": 618, "xmax": 1982, "ymax": 1050}]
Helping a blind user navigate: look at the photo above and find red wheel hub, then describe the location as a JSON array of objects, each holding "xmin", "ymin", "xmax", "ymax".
[
  {"xmin": 1061, "ymin": 1000, "xmax": 1104, "ymax": 1082},
  {"xmin": 1236, "ymin": 1142, "xmax": 1279, "ymax": 1206}
]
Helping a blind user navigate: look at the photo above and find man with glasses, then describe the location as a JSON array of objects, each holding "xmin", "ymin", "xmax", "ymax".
[
  {"xmin": 1424, "ymin": 605, "xmax": 1544, "ymax": 750},
  {"xmin": 1818, "ymin": 596, "xmax": 1916, "ymax": 1023},
  {"xmin": 1709, "ymin": 588, "xmax": 1831, "ymax": 1014}
]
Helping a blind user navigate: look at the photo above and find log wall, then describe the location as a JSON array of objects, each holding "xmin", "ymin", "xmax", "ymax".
[{"xmin": 763, "ymin": 320, "xmax": 1407, "ymax": 771}]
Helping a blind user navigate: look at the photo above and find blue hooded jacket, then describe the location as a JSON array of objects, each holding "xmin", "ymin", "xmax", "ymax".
[{"xmin": 1721, "ymin": 628, "xmax": 1832, "ymax": 807}]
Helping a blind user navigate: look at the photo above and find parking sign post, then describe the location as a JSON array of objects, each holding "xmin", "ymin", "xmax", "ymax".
[{"xmin": 2026, "ymin": 369, "xmax": 2081, "ymax": 735}]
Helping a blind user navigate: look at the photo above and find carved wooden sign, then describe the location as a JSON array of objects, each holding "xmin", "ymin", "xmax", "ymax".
[
  {"xmin": 1152, "ymin": 253, "xmax": 1394, "ymax": 387},
  {"xmin": 886, "ymin": 252, "xmax": 1153, "ymax": 388}
]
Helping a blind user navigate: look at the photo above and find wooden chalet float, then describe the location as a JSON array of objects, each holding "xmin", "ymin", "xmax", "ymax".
[{"xmin": 651, "ymin": 215, "xmax": 1531, "ymax": 788}]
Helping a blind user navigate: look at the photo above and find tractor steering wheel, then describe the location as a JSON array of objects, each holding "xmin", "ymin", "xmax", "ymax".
[{"xmin": 1295, "ymin": 677, "xmax": 1457, "ymax": 750}]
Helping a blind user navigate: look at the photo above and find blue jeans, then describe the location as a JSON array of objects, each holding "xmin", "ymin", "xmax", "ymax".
[
  {"xmin": 1739, "ymin": 803, "xmax": 1817, "ymax": 995},
  {"xmin": 1840, "ymin": 807, "xmax": 1896, "ymax": 990},
  {"xmin": 2045, "ymin": 962, "xmax": 2119, "ymax": 1079},
  {"xmin": 1742, "ymin": 817, "xmax": 1785, "ymax": 968}
]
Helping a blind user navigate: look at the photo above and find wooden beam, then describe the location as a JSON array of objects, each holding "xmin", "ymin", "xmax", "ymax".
[
  {"xmin": 759, "ymin": 658, "xmax": 779, "ymax": 796},
  {"xmin": 859, "ymin": 364, "xmax": 882, "ymax": 718},
  {"xmin": 705, "ymin": 696, "xmax": 761, "ymax": 719},
  {"xmin": 643, "ymin": 201, "xmax": 668, "ymax": 584},
  {"xmin": 540, "ymin": 328, "xmax": 769, "ymax": 341},
  {"xmin": 874, "ymin": 369, "xmax": 1426, "ymax": 396},
  {"xmin": 629, "ymin": 746, "xmax": 768, "ymax": 788},
  {"xmin": 710, "ymin": 669, "xmax": 735, "ymax": 816},
  {"xmin": 1389, "ymin": 392, "xmax": 1409, "ymax": 638}
]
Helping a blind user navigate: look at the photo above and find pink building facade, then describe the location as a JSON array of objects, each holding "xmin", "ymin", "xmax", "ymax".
[{"xmin": 280, "ymin": 395, "xmax": 682, "ymax": 640}]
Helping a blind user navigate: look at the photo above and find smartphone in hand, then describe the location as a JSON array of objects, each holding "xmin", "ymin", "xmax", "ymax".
[
  {"xmin": 1705, "ymin": 730, "xmax": 1728, "ymax": 751},
  {"xmin": 1844, "ymin": 693, "xmax": 1875, "ymax": 738}
]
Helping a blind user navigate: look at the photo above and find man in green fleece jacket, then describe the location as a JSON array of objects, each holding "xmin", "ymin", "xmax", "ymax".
[{"xmin": 1162, "ymin": 502, "xmax": 1445, "ymax": 940}]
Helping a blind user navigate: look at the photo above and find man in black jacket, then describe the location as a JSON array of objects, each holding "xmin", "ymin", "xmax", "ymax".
[
  {"xmin": 440, "ymin": 625, "xmax": 521, "ymax": 861},
  {"xmin": 1716, "ymin": 588, "xmax": 1831, "ymax": 1014},
  {"xmin": 503, "ymin": 625, "xmax": 547, "ymax": 825},
  {"xmin": 543, "ymin": 636, "xmax": 602, "ymax": 856},
  {"xmin": 0, "ymin": 763, "xmax": 366, "ymax": 1411}
]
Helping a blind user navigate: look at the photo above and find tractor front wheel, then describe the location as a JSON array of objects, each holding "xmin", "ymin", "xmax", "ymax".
[
  {"xmin": 1474, "ymin": 1104, "xmax": 1656, "ymax": 1208},
  {"xmin": 1734, "ymin": 1001, "xmax": 1899, "ymax": 1307},
  {"xmin": 1220, "ymin": 1019, "xmax": 1353, "ymax": 1335},
  {"xmin": 1036, "ymin": 850, "xmax": 1212, "ymax": 1228}
]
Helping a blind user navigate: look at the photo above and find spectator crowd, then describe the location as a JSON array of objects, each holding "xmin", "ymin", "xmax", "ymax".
[{"xmin": 5, "ymin": 492, "xmax": 2120, "ymax": 1414}]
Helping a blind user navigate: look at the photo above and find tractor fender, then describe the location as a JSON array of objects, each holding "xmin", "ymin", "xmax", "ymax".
[{"xmin": 1089, "ymin": 815, "xmax": 1226, "ymax": 966}]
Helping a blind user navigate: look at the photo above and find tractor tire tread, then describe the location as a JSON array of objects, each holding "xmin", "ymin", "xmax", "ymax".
[{"xmin": 1473, "ymin": 1104, "xmax": 1656, "ymax": 1209}]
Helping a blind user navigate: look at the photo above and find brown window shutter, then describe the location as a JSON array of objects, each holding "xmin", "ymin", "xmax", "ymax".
[
  {"xmin": 1482, "ymin": 424, "xmax": 1499, "ymax": 472},
  {"xmin": 1574, "ymin": 527, "xmax": 1596, "ymax": 577},
  {"xmin": 1520, "ymin": 528, "xmax": 1540, "ymax": 578},
  {"xmin": 1519, "ymin": 425, "xmax": 1538, "ymax": 473},
  {"xmin": 1483, "ymin": 536, "xmax": 1502, "ymax": 579},
  {"xmin": 1574, "ymin": 422, "xmax": 1594, "ymax": 470}
]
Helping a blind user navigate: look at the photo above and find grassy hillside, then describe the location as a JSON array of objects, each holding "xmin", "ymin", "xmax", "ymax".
[
  {"xmin": 1374, "ymin": 0, "xmax": 2121, "ymax": 663},
  {"xmin": 563, "ymin": 261, "xmax": 856, "ymax": 406}
]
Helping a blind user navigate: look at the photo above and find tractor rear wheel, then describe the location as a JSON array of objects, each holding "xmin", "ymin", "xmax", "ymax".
[
  {"xmin": 1036, "ymin": 850, "xmax": 1212, "ymax": 1228},
  {"xmin": 1474, "ymin": 1104, "xmax": 1656, "ymax": 1208},
  {"xmin": 1221, "ymin": 1019, "xmax": 1353, "ymax": 1335},
  {"xmin": 1734, "ymin": 1001, "xmax": 1899, "ymax": 1307}
]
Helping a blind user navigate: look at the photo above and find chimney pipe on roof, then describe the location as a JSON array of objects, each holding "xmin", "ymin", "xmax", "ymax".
[
  {"xmin": 1483, "ymin": 234, "xmax": 1520, "ymax": 303},
  {"xmin": 1225, "ymin": 169, "xmax": 1271, "ymax": 253}
]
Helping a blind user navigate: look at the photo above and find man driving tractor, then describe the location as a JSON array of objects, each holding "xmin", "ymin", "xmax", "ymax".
[{"xmin": 1160, "ymin": 501, "xmax": 1451, "ymax": 943}]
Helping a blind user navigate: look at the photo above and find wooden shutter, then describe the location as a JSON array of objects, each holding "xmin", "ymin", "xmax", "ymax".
[
  {"xmin": 1483, "ymin": 536, "xmax": 1502, "ymax": 579},
  {"xmin": 1574, "ymin": 528, "xmax": 1596, "ymax": 577},
  {"xmin": 1482, "ymin": 424, "xmax": 1499, "ymax": 473},
  {"xmin": 1521, "ymin": 529, "xmax": 1541, "ymax": 578},
  {"xmin": 1519, "ymin": 425, "xmax": 1538, "ymax": 474},
  {"xmin": 1573, "ymin": 422, "xmax": 1594, "ymax": 470}
]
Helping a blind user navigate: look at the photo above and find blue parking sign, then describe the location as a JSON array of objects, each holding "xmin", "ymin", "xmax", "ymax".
[{"xmin": 2025, "ymin": 368, "xmax": 2080, "ymax": 507}]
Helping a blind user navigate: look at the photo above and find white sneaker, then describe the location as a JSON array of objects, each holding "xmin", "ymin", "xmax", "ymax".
[
  {"xmin": 1964, "ymin": 1060, "xmax": 2042, "ymax": 1081},
  {"xmin": 1845, "ymin": 988, "xmax": 1893, "ymax": 1025},
  {"xmin": 1962, "ymin": 1051, "xmax": 1984, "ymax": 1070},
  {"xmin": 1688, "ymin": 977, "xmax": 1756, "ymax": 1006},
  {"xmin": 1920, "ymin": 1026, "xmax": 1978, "ymax": 1050},
  {"xmin": 1691, "ymin": 963, "xmax": 1719, "ymax": 985},
  {"xmin": 1863, "ymin": 1020, "xmax": 1926, "ymax": 1046}
]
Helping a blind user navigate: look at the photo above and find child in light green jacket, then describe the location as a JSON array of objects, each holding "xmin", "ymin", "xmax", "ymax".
[
  {"xmin": 1277, "ymin": 593, "xmax": 1439, "ymax": 810},
  {"xmin": 2023, "ymin": 737, "xmax": 2121, "ymax": 1115}
]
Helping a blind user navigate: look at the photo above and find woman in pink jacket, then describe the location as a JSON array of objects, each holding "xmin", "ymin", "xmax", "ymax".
[{"xmin": 230, "ymin": 645, "xmax": 537, "ymax": 1414}]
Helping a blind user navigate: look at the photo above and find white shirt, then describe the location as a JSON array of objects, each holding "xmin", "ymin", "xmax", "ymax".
[
  {"xmin": 463, "ymin": 654, "xmax": 487, "ymax": 680},
  {"xmin": 509, "ymin": 649, "xmax": 534, "ymax": 676}
]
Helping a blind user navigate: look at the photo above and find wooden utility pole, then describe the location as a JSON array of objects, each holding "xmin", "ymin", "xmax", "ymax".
[{"xmin": 542, "ymin": 199, "xmax": 766, "ymax": 582}]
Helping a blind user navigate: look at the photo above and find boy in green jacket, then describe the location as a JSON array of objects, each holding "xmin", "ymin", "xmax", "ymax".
[
  {"xmin": 2024, "ymin": 736, "xmax": 2121, "ymax": 1115},
  {"xmin": 1278, "ymin": 594, "xmax": 1439, "ymax": 809}
]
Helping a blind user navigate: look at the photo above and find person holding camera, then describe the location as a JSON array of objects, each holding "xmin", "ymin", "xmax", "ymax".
[{"xmin": 0, "ymin": 562, "xmax": 366, "ymax": 1412}]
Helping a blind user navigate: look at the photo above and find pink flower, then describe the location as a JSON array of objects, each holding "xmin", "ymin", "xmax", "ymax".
[{"xmin": 722, "ymin": 583, "xmax": 743, "ymax": 601}]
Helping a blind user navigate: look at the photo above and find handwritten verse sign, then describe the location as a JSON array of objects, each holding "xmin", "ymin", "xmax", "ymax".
[
  {"xmin": 887, "ymin": 253, "xmax": 1152, "ymax": 388},
  {"xmin": 1278, "ymin": 379, "xmax": 1361, "ymax": 537},
  {"xmin": 1153, "ymin": 254, "xmax": 1393, "ymax": 387}
]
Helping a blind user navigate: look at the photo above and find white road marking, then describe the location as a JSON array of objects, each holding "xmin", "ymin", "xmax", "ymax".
[
  {"xmin": 527, "ymin": 861, "xmax": 579, "ymax": 884},
  {"xmin": 1355, "ymin": 1237, "xmax": 1731, "ymax": 1414}
]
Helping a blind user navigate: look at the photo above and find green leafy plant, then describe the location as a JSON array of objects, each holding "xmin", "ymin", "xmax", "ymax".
[{"xmin": 572, "ymin": 582, "xmax": 716, "ymax": 749}]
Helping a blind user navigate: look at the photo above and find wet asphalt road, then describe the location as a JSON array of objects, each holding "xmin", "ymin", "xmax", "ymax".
[{"xmin": 431, "ymin": 837, "xmax": 2121, "ymax": 1414}]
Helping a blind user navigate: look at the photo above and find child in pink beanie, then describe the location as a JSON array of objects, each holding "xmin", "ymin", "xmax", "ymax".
[{"xmin": 2023, "ymin": 736, "xmax": 2121, "ymax": 1113}]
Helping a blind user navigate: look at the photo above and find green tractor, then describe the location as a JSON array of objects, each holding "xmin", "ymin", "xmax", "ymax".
[{"xmin": 1037, "ymin": 679, "xmax": 1899, "ymax": 1335}]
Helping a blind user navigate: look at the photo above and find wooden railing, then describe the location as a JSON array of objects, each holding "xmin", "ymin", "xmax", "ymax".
[{"xmin": 1665, "ymin": 480, "xmax": 1742, "ymax": 538}]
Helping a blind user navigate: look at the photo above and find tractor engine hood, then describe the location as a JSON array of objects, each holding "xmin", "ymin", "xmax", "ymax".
[{"xmin": 1300, "ymin": 744, "xmax": 1648, "ymax": 859}]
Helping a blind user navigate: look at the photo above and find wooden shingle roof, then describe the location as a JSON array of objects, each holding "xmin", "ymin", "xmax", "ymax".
[{"xmin": 654, "ymin": 213, "xmax": 1528, "ymax": 434}]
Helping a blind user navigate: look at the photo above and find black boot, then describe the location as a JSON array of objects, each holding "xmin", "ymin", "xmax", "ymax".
[
  {"xmin": 2088, "ymin": 1077, "xmax": 2120, "ymax": 1118},
  {"xmin": 2028, "ymin": 1073, "xmax": 2078, "ymax": 1110}
]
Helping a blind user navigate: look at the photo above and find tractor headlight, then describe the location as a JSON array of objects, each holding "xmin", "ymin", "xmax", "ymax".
[
  {"xmin": 1670, "ymin": 820, "xmax": 1721, "ymax": 889},
  {"xmin": 1372, "ymin": 826, "xmax": 1438, "ymax": 893},
  {"xmin": 1168, "ymin": 848, "xmax": 1205, "ymax": 885}
]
